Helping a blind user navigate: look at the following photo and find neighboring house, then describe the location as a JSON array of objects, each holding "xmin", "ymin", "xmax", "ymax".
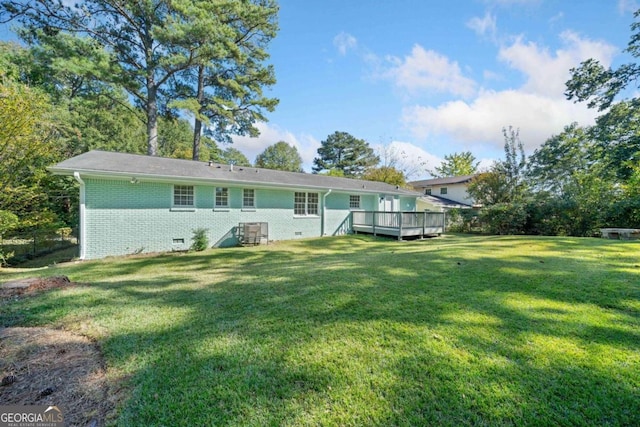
[
  {"xmin": 409, "ymin": 174, "xmax": 477, "ymax": 212},
  {"xmin": 49, "ymin": 150, "xmax": 421, "ymax": 259}
]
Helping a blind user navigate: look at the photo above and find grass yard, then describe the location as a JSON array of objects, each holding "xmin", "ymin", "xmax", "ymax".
[{"xmin": 1, "ymin": 234, "xmax": 639, "ymax": 426}]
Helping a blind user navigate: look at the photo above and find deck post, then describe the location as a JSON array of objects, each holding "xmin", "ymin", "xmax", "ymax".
[
  {"xmin": 398, "ymin": 212, "xmax": 402, "ymax": 241},
  {"xmin": 442, "ymin": 211, "xmax": 446, "ymax": 233},
  {"xmin": 373, "ymin": 211, "xmax": 377, "ymax": 236},
  {"xmin": 422, "ymin": 211, "xmax": 426, "ymax": 238}
]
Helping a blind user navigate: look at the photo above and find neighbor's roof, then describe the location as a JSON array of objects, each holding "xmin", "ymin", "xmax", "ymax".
[
  {"xmin": 419, "ymin": 195, "xmax": 472, "ymax": 209},
  {"xmin": 409, "ymin": 174, "xmax": 476, "ymax": 187},
  {"xmin": 49, "ymin": 150, "xmax": 420, "ymax": 196}
]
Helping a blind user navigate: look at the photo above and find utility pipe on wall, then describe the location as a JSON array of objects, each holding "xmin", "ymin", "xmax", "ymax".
[
  {"xmin": 322, "ymin": 189, "xmax": 332, "ymax": 236},
  {"xmin": 73, "ymin": 172, "xmax": 86, "ymax": 260}
]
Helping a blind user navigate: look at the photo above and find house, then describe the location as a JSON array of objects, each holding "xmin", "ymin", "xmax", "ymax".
[
  {"xmin": 409, "ymin": 174, "xmax": 477, "ymax": 212},
  {"xmin": 49, "ymin": 150, "xmax": 423, "ymax": 259}
]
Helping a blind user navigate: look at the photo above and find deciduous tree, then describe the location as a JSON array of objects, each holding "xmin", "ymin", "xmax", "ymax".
[
  {"xmin": 429, "ymin": 151, "xmax": 478, "ymax": 178},
  {"xmin": 362, "ymin": 166, "xmax": 406, "ymax": 186},
  {"xmin": 528, "ymin": 123, "xmax": 595, "ymax": 194},
  {"xmin": 566, "ymin": 9, "xmax": 640, "ymax": 181},
  {"xmin": 220, "ymin": 146, "xmax": 251, "ymax": 166},
  {"xmin": 255, "ymin": 141, "xmax": 303, "ymax": 172}
]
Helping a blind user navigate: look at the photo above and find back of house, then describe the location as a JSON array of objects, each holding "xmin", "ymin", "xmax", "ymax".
[{"xmin": 49, "ymin": 151, "xmax": 421, "ymax": 259}]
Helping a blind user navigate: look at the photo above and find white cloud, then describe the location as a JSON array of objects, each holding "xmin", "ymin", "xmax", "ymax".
[
  {"xmin": 467, "ymin": 12, "xmax": 497, "ymax": 38},
  {"xmin": 618, "ymin": 0, "xmax": 639, "ymax": 14},
  {"xmin": 403, "ymin": 89, "xmax": 599, "ymax": 151},
  {"xmin": 403, "ymin": 32, "xmax": 618, "ymax": 151},
  {"xmin": 231, "ymin": 122, "xmax": 320, "ymax": 170},
  {"xmin": 380, "ymin": 44, "xmax": 477, "ymax": 97},
  {"xmin": 372, "ymin": 140, "xmax": 442, "ymax": 180},
  {"xmin": 498, "ymin": 31, "xmax": 617, "ymax": 98},
  {"xmin": 333, "ymin": 32, "xmax": 358, "ymax": 56},
  {"xmin": 549, "ymin": 12, "xmax": 564, "ymax": 25}
]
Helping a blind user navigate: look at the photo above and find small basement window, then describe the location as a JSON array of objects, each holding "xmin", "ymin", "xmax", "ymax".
[{"xmin": 173, "ymin": 238, "xmax": 185, "ymax": 244}]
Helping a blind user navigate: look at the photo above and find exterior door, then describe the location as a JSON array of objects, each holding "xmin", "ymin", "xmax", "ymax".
[{"xmin": 379, "ymin": 195, "xmax": 394, "ymax": 211}]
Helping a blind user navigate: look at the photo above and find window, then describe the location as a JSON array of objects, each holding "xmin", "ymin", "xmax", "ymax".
[
  {"xmin": 294, "ymin": 192, "xmax": 306, "ymax": 215},
  {"xmin": 308, "ymin": 193, "xmax": 319, "ymax": 215},
  {"xmin": 294, "ymin": 192, "xmax": 319, "ymax": 216},
  {"xmin": 425, "ymin": 188, "xmax": 432, "ymax": 195},
  {"xmin": 173, "ymin": 185, "xmax": 194, "ymax": 207},
  {"xmin": 216, "ymin": 187, "xmax": 229, "ymax": 207},
  {"xmin": 243, "ymin": 189, "xmax": 255, "ymax": 208},
  {"xmin": 440, "ymin": 187, "xmax": 448, "ymax": 195},
  {"xmin": 349, "ymin": 195, "xmax": 361, "ymax": 209}
]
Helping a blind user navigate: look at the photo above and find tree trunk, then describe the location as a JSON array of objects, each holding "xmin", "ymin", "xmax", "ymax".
[
  {"xmin": 192, "ymin": 65, "xmax": 206, "ymax": 161},
  {"xmin": 147, "ymin": 77, "xmax": 159, "ymax": 156}
]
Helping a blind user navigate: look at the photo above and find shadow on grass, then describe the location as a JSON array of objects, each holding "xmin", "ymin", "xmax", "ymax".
[{"xmin": 1, "ymin": 235, "xmax": 639, "ymax": 425}]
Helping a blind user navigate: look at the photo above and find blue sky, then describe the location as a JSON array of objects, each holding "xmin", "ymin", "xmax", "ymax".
[
  {"xmin": 2, "ymin": 1, "xmax": 637, "ymax": 177},
  {"xmin": 231, "ymin": 0, "xmax": 638, "ymax": 176}
]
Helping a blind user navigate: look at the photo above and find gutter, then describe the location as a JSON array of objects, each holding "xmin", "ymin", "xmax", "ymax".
[
  {"xmin": 49, "ymin": 167, "xmax": 420, "ymax": 197},
  {"xmin": 322, "ymin": 189, "xmax": 332, "ymax": 236},
  {"xmin": 73, "ymin": 172, "xmax": 86, "ymax": 260}
]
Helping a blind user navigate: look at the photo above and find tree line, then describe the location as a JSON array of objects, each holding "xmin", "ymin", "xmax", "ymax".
[
  {"xmin": 1, "ymin": 1, "xmax": 639, "ymax": 259},
  {"xmin": 455, "ymin": 9, "xmax": 640, "ymax": 236}
]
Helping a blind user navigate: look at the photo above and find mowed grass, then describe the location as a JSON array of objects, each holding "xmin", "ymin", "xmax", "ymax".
[{"xmin": 1, "ymin": 234, "xmax": 639, "ymax": 426}]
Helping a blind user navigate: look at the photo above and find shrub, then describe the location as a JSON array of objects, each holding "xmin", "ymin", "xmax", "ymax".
[
  {"xmin": 602, "ymin": 197, "xmax": 640, "ymax": 228},
  {"xmin": 446, "ymin": 208, "xmax": 481, "ymax": 233},
  {"xmin": 479, "ymin": 203, "xmax": 528, "ymax": 235},
  {"xmin": 0, "ymin": 210, "xmax": 19, "ymax": 238},
  {"xmin": 191, "ymin": 228, "xmax": 209, "ymax": 251}
]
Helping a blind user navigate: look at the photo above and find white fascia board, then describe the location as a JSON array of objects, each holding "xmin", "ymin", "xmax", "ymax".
[{"xmin": 48, "ymin": 168, "xmax": 420, "ymax": 197}]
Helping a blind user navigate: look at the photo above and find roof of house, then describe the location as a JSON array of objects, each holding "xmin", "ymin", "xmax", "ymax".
[
  {"xmin": 418, "ymin": 195, "xmax": 472, "ymax": 209},
  {"xmin": 409, "ymin": 174, "xmax": 476, "ymax": 187},
  {"xmin": 49, "ymin": 150, "xmax": 420, "ymax": 196}
]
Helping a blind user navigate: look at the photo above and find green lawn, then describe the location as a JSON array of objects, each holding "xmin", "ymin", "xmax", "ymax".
[{"xmin": 1, "ymin": 234, "xmax": 639, "ymax": 426}]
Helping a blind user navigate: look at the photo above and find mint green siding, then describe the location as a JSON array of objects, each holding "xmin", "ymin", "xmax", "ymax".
[
  {"xmin": 83, "ymin": 178, "xmax": 413, "ymax": 259},
  {"xmin": 400, "ymin": 196, "xmax": 417, "ymax": 211}
]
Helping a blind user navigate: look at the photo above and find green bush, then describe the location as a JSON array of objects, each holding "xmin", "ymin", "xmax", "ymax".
[
  {"xmin": 0, "ymin": 210, "xmax": 19, "ymax": 238},
  {"xmin": 191, "ymin": 228, "xmax": 209, "ymax": 252},
  {"xmin": 446, "ymin": 208, "xmax": 481, "ymax": 233},
  {"xmin": 602, "ymin": 197, "xmax": 640, "ymax": 228},
  {"xmin": 479, "ymin": 203, "xmax": 528, "ymax": 235}
]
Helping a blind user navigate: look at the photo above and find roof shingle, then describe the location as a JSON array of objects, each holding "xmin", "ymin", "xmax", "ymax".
[{"xmin": 49, "ymin": 150, "xmax": 420, "ymax": 196}]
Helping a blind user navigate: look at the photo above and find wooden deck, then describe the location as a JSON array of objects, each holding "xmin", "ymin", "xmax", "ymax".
[{"xmin": 352, "ymin": 211, "xmax": 445, "ymax": 240}]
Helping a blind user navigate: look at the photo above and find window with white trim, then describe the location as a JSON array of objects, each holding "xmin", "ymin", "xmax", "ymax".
[
  {"xmin": 349, "ymin": 195, "xmax": 361, "ymax": 209},
  {"xmin": 425, "ymin": 188, "xmax": 432, "ymax": 195},
  {"xmin": 173, "ymin": 185, "xmax": 194, "ymax": 207},
  {"xmin": 294, "ymin": 192, "xmax": 319, "ymax": 216},
  {"xmin": 215, "ymin": 187, "xmax": 229, "ymax": 207},
  {"xmin": 440, "ymin": 187, "xmax": 448, "ymax": 195},
  {"xmin": 243, "ymin": 189, "xmax": 255, "ymax": 208}
]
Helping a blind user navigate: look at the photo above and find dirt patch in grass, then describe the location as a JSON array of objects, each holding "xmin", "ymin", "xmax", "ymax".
[{"xmin": 0, "ymin": 277, "xmax": 116, "ymax": 426}]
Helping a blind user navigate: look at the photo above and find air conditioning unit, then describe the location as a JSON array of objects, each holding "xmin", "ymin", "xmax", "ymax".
[{"xmin": 238, "ymin": 222, "xmax": 268, "ymax": 246}]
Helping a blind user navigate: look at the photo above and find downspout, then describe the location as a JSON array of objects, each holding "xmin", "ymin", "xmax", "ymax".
[
  {"xmin": 322, "ymin": 189, "xmax": 332, "ymax": 236},
  {"xmin": 73, "ymin": 172, "xmax": 86, "ymax": 260}
]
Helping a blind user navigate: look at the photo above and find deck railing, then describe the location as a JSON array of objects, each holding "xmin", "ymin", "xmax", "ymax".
[{"xmin": 351, "ymin": 211, "xmax": 445, "ymax": 238}]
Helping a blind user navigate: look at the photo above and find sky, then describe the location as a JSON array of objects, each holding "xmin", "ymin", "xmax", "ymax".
[
  {"xmin": 1, "ymin": 1, "xmax": 637, "ymax": 178},
  {"xmin": 230, "ymin": 0, "xmax": 637, "ymax": 177}
]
